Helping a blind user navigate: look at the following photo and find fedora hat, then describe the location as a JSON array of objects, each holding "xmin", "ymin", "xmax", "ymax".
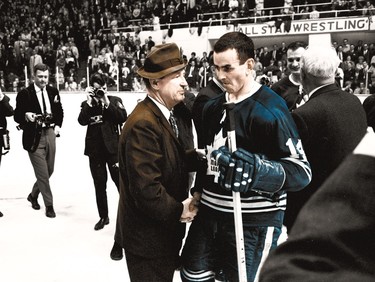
[{"xmin": 137, "ymin": 43, "xmax": 186, "ymax": 79}]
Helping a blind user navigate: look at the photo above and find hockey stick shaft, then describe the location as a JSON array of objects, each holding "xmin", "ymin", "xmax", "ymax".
[{"xmin": 224, "ymin": 102, "xmax": 247, "ymax": 282}]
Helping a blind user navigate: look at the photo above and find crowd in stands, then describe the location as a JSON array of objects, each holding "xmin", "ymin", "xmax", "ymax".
[
  {"xmin": 0, "ymin": 0, "xmax": 374, "ymax": 93},
  {"xmin": 184, "ymin": 39, "xmax": 375, "ymax": 94}
]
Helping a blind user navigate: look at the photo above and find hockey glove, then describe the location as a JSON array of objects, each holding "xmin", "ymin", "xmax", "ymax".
[
  {"xmin": 233, "ymin": 148, "xmax": 286, "ymax": 194},
  {"xmin": 211, "ymin": 146, "xmax": 234, "ymax": 191}
]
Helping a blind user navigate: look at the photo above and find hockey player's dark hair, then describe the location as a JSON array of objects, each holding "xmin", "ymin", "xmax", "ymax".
[{"xmin": 213, "ymin": 31, "xmax": 255, "ymax": 64}]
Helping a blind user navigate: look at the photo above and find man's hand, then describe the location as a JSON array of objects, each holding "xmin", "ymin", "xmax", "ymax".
[
  {"xmin": 99, "ymin": 92, "xmax": 110, "ymax": 108},
  {"xmin": 54, "ymin": 125, "xmax": 61, "ymax": 137},
  {"xmin": 85, "ymin": 87, "xmax": 96, "ymax": 106},
  {"xmin": 180, "ymin": 197, "xmax": 198, "ymax": 223},
  {"xmin": 25, "ymin": 112, "xmax": 36, "ymax": 122},
  {"xmin": 189, "ymin": 192, "xmax": 201, "ymax": 212}
]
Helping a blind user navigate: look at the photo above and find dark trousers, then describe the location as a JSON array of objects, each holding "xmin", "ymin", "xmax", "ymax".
[
  {"xmin": 125, "ymin": 250, "xmax": 179, "ymax": 282},
  {"xmin": 89, "ymin": 154, "xmax": 119, "ymax": 218},
  {"xmin": 28, "ymin": 128, "xmax": 56, "ymax": 206},
  {"xmin": 181, "ymin": 210, "xmax": 281, "ymax": 282}
]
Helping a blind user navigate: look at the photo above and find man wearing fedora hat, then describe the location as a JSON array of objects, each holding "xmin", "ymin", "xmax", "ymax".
[{"xmin": 114, "ymin": 42, "xmax": 206, "ymax": 281}]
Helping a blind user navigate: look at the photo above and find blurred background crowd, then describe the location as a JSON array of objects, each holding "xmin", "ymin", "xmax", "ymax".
[{"xmin": 0, "ymin": 0, "xmax": 374, "ymax": 93}]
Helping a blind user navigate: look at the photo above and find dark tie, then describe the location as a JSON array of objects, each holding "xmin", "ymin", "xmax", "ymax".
[
  {"xmin": 169, "ymin": 111, "xmax": 179, "ymax": 138},
  {"xmin": 41, "ymin": 88, "xmax": 47, "ymax": 114}
]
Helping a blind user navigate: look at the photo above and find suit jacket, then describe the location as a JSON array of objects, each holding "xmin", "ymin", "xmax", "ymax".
[
  {"xmin": 271, "ymin": 76, "xmax": 302, "ymax": 111},
  {"xmin": 0, "ymin": 94, "xmax": 14, "ymax": 131},
  {"xmin": 115, "ymin": 96, "xmax": 201, "ymax": 258},
  {"xmin": 78, "ymin": 95, "xmax": 127, "ymax": 157},
  {"xmin": 260, "ymin": 136, "xmax": 375, "ymax": 281},
  {"xmin": 192, "ymin": 78, "xmax": 224, "ymax": 148},
  {"xmin": 0, "ymin": 94, "xmax": 14, "ymax": 152},
  {"xmin": 14, "ymin": 84, "xmax": 64, "ymax": 152},
  {"xmin": 284, "ymin": 83, "xmax": 367, "ymax": 231}
]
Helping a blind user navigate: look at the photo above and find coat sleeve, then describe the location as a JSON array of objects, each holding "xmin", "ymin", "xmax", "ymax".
[
  {"xmin": 0, "ymin": 95, "xmax": 14, "ymax": 117},
  {"xmin": 103, "ymin": 96, "xmax": 127, "ymax": 124},
  {"xmin": 259, "ymin": 132, "xmax": 375, "ymax": 281},
  {"xmin": 124, "ymin": 116, "xmax": 183, "ymax": 222}
]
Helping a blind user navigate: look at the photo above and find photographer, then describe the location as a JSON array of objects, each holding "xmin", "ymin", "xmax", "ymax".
[
  {"xmin": 78, "ymin": 74, "xmax": 127, "ymax": 238},
  {"xmin": 14, "ymin": 63, "xmax": 64, "ymax": 218},
  {"xmin": 0, "ymin": 89, "xmax": 14, "ymax": 217}
]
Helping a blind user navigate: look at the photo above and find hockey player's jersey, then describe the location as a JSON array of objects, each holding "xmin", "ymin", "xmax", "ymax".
[{"xmin": 194, "ymin": 84, "xmax": 311, "ymax": 227}]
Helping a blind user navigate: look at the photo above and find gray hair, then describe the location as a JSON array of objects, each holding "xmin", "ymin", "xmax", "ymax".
[{"xmin": 301, "ymin": 46, "xmax": 340, "ymax": 80}]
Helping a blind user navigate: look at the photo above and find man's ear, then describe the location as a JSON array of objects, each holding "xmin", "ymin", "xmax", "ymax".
[
  {"xmin": 150, "ymin": 79, "xmax": 159, "ymax": 90},
  {"xmin": 247, "ymin": 58, "xmax": 255, "ymax": 71}
]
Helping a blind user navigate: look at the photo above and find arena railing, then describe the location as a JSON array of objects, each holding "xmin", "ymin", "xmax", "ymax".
[{"xmin": 100, "ymin": 6, "xmax": 373, "ymax": 34}]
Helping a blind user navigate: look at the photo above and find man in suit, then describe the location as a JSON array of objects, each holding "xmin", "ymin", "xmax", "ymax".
[
  {"xmin": 0, "ymin": 89, "xmax": 14, "ymax": 217},
  {"xmin": 114, "ymin": 43, "xmax": 204, "ymax": 281},
  {"xmin": 185, "ymin": 60, "xmax": 199, "ymax": 90},
  {"xmin": 283, "ymin": 45, "xmax": 368, "ymax": 233},
  {"xmin": 78, "ymin": 73, "xmax": 127, "ymax": 232},
  {"xmin": 14, "ymin": 63, "xmax": 64, "ymax": 218},
  {"xmin": 260, "ymin": 131, "xmax": 375, "ymax": 281},
  {"xmin": 271, "ymin": 41, "xmax": 307, "ymax": 111},
  {"xmin": 259, "ymin": 46, "xmax": 272, "ymax": 68}
]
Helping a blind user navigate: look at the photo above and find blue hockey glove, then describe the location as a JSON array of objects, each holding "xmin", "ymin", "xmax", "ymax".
[
  {"xmin": 233, "ymin": 148, "xmax": 286, "ymax": 194},
  {"xmin": 211, "ymin": 146, "xmax": 233, "ymax": 191}
]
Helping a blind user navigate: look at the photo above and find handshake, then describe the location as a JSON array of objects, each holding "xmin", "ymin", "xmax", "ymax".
[{"xmin": 211, "ymin": 146, "xmax": 285, "ymax": 194}]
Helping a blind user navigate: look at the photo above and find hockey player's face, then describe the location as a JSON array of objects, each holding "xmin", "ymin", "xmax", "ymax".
[{"xmin": 213, "ymin": 48, "xmax": 251, "ymax": 95}]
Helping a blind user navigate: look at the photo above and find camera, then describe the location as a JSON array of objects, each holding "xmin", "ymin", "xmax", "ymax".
[
  {"xmin": 90, "ymin": 114, "xmax": 103, "ymax": 125},
  {"xmin": 2, "ymin": 129, "xmax": 10, "ymax": 150},
  {"xmin": 93, "ymin": 88, "xmax": 105, "ymax": 98},
  {"xmin": 35, "ymin": 113, "xmax": 54, "ymax": 126}
]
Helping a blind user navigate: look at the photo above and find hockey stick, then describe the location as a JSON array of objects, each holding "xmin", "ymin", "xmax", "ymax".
[{"xmin": 224, "ymin": 102, "xmax": 247, "ymax": 282}]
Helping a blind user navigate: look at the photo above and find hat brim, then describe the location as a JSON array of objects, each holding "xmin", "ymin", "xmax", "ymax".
[{"xmin": 137, "ymin": 63, "xmax": 186, "ymax": 79}]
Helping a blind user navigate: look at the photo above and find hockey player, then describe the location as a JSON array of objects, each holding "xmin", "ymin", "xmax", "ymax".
[{"xmin": 180, "ymin": 32, "xmax": 312, "ymax": 282}]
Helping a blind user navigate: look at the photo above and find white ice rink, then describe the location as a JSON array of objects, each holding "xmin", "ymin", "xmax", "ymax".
[
  {"xmin": 1, "ymin": 89, "xmax": 322, "ymax": 282},
  {"xmin": 0, "ymin": 91, "xmax": 187, "ymax": 282}
]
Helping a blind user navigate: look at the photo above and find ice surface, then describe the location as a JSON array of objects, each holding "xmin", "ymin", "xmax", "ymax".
[{"xmin": 0, "ymin": 92, "xmax": 185, "ymax": 282}]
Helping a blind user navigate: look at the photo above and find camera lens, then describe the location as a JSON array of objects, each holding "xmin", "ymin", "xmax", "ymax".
[{"xmin": 95, "ymin": 89, "xmax": 105, "ymax": 98}]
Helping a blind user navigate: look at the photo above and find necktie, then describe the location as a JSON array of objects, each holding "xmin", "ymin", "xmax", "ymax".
[
  {"xmin": 41, "ymin": 88, "xmax": 47, "ymax": 114},
  {"xmin": 169, "ymin": 111, "xmax": 179, "ymax": 138}
]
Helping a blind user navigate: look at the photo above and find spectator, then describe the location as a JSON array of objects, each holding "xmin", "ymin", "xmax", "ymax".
[
  {"xmin": 198, "ymin": 59, "xmax": 211, "ymax": 89},
  {"xmin": 0, "ymin": 88, "xmax": 14, "ymax": 217},
  {"xmin": 185, "ymin": 60, "xmax": 199, "ymax": 90},
  {"xmin": 29, "ymin": 48, "xmax": 43, "ymax": 79},
  {"xmin": 353, "ymin": 81, "xmax": 369, "ymax": 94},
  {"xmin": 259, "ymin": 131, "xmax": 375, "ymax": 282},
  {"xmin": 271, "ymin": 41, "xmax": 308, "ymax": 111},
  {"xmin": 283, "ymin": 45, "xmax": 368, "ymax": 234},
  {"xmin": 309, "ymin": 5, "xmax": 319, "ymax": 19},
  {"xmin": 253, "ymin": 56, "xmax": 264, "ymax": 77},
  {"xmin": 346, "ymin": 44, "xmax": 358, "ymax": 62},
  {"xmin": 65, "ymin": 76, "xmax": 78, "ymax": 91},
  {"xmin": 78, "ymin": 77, "xmax": 88, "ymax": 91}
]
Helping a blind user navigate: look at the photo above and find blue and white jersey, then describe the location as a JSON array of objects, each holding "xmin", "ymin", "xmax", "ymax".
[{"xmin": 195, "ymin": 84, "xmax": 311, "ymax": 227}]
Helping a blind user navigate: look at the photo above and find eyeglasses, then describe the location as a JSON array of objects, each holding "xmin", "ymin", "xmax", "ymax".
[{"xmin": 288, "ymin": 58, "xmax": 300, "ymax": 63}]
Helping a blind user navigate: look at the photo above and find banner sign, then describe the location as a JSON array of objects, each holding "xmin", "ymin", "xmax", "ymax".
[{"xmin": 235, "ymin": 16, "xmax": 373, "ymax": 37}]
